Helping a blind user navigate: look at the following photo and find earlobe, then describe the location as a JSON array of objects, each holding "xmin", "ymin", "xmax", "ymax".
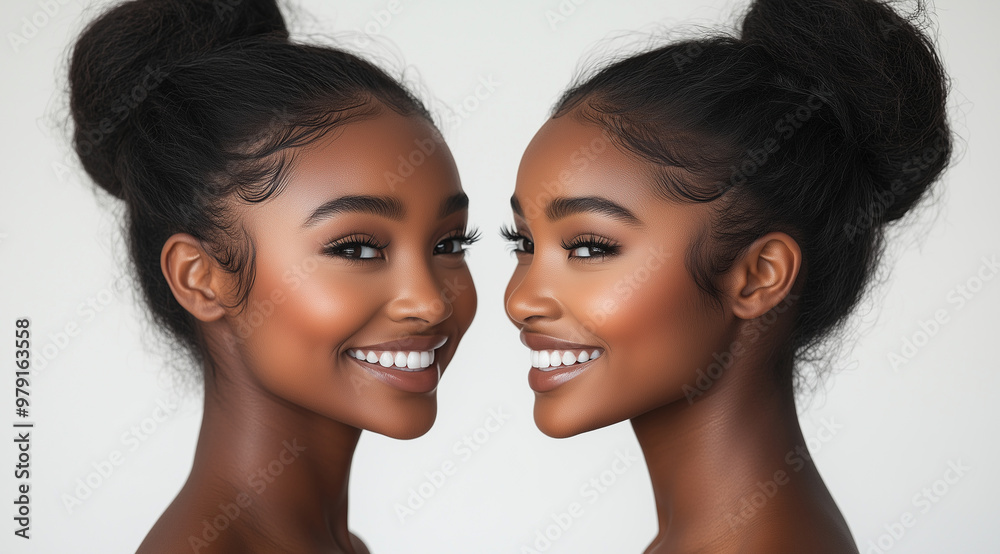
[
  {"xmin": 727, "ymin": 232, "xmax": 801, "ymax": 320},
  {"xmin": 160, "ymin": 233, "xmax": 227, "ymax": 322}
]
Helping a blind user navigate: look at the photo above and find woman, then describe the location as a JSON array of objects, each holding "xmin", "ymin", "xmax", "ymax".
[
  {"xmin": 502, "ymin": 0, "xmax": 950, "ymax": 551},
  {"xmin": 68, "ymin": 0, "xmax": 478, "ymax": 551}
]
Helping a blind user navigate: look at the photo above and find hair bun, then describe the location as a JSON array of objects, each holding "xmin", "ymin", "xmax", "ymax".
[
  {"xmin": 69, "ymin": 0, "xmax": 288, "ymax": 199},
  {"xmin": 740, "ymin": 0, "xmax": 951, "ymax": 223}
]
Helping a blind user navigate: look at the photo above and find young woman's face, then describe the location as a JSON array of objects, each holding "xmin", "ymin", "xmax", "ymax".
[
  {"xmin": 223, "ymin": 111, "xmax": 477, "ymax": 439},
  {"xmin": 503, "ymin": 113, "xmax": 734, "ymax": 438}
]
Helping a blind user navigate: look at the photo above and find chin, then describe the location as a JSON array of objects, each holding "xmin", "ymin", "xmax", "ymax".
[
  {"xmin": 533, "ymin": 399, "xmax": 608, "ymax": 439},
  {"xmin": 367, "ymin": 400, "xmax": 439, "ymax": 440}
]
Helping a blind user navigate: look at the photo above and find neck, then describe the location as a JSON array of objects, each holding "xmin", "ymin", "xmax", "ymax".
[
  {"xmin": 631, "ymin": 350, "xmax": 821, "ymax": 552},
  {"xmin": 188, "ymin": 372, "xmax": 363, "ymax": 552}
]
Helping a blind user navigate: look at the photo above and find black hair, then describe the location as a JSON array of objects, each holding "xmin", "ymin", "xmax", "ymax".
[
  {"xmin": 68, "ymin": 0, "xmax": 432, "ymax": 379},
  {"xmin": 554, "ymin": 0, "xmax": 952, "ymax": 389}
]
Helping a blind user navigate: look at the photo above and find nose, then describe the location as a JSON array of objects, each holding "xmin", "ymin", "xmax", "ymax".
[
  {"xmin": 386, "ymin": 258, "xmax": 454, "ymax": 326},
  {"xmin": 504, "ymin": 260, "xmax": 562, "ymax": 327}
]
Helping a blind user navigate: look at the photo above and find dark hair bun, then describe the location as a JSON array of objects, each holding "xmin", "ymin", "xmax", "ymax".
[
  {"xmin": 740, "ymin": 0, "xmax": 951, "ymax": 223},
  {"xmin": 69, "ymin": 0, "xmax": 288, "ymax": 199}
]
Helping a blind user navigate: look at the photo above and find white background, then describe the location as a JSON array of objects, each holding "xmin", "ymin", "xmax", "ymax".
[{"xmin": 1, "ymin": 0, "xmax": 998, "ymax": 552}]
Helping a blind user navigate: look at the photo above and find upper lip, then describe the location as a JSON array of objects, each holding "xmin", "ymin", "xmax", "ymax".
[
  {"xmin": 351, "ymin": 334, "xmax": 448, "ymax": 352},
  {"xmin": 520, "ymin": 330, "xmax": 602, "ymax": 352}
]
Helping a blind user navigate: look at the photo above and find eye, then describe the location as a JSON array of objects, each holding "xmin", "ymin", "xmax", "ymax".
[
  {"xmin": 322, "ymin": 233, "xmax": 389, "ymax": 263},
  {"xmin": 434, "ymin": 227, "xmax": 481, "ymax": 255},
  {"xmin": 499, "ymin": 224, "xmax": 534, "ymax": 255},
  {"xmin": 561, "ymin": 234, "xmax": 620, "ymax": 260}
]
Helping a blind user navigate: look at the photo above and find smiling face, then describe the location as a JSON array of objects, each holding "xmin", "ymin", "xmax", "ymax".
[
  {"xmin": 503, "ymin": 113, "xmax": 738, "ymax": 438},
  {"xmin": 217, "ymin": 110, "xmax": 477, "ymax": 439}
]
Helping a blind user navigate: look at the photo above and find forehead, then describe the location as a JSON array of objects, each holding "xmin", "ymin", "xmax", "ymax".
[
  {"xmin": 285, "ymin": 110, "xmax": 459, "ymax": 201},
  {"xmin": 515, "ymin": 113, "xmax": 654, "ymax": 207}
]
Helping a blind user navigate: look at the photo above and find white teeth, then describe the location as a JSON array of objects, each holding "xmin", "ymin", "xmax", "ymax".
[
  {"xmin": 529, "ymin": 348, "xmax": 603, "ymax": 370},
  {"xmin": 347, "ymin": 348, "xmax": 440, "ymax": 371}
]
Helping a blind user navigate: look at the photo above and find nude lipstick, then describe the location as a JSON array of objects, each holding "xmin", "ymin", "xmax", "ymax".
[
  {"xmin": 345, "ymin": 335, "xmax": 448, "ymax": 394},
  {"xmin": 520, "ymin": 330, "xmax": 604, "ymax": 393}
]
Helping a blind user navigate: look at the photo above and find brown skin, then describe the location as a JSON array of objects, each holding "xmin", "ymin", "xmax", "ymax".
[
  {"xmin": 137, "ymin": 111, "xmax": 477, "ymax": 553},
  {"xmin": 504, "ymin": 113, "xmax": 859, "ymax": 553}
]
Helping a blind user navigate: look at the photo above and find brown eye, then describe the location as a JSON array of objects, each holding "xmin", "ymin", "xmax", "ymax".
[
  {"xmin": 434, "ymin": 238, "xmax": 463, "ymax": 255},
  {"xmin": 499, "ymin": 224, "xmax": 533, "ymax": 255},
  {"xmin": 435, "ymin": 228, "xmax": 481, "ymax": 256}
]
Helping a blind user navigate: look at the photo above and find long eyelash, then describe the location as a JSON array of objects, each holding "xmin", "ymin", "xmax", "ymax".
[
  {"xmin": 561, "ymin": 233, "xmax": 621, "ymax": 257},
  {"xmin": 498, "ymin": 223, "xmax": 522, "ymax": 243},
  {"xmin": 498, "ymin": 223, "xmax": 530, "ymax": 255},
  {"xmin": 443, "ymin": 226, "xmax": 482, "ymax": 245},
  {"xmin": 322, "ymin": 233, "xmax": 389, "ymax": 263}
]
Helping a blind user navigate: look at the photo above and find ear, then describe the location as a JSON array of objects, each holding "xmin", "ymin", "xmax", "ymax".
[
  {"xmin": 724, "ymin": 232, "xmax": 801, "ymax": 320},
  {"xmin": 160, "ymin": 233, "xmax": 227, "ymax": 322}
]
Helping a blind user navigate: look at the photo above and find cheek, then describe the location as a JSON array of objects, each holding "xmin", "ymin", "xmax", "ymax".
[
  {"xmin": 587, "ymin": 260, "xmax": 724, "ymax": 400},
  {"xmin": 236, "ymin": 261, "xmax": 380, "ymax": 386}
]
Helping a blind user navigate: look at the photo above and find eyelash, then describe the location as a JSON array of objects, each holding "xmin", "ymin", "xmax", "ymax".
[
  {"xmin": 560, "ymin": 233, "xmax": 621, "ymax": 260},
  {"xmin": 322, "ymin": 233, "xmax": 389, "ymax": 264},
  {"xmin": 437, "ymin": 227, "xmax": 482, "ymax": 256},
  {"xmin": 498, "ymin": 225, "xmax": 620, "ymax": 260},
  {"xmin": 499, "ymin": 224, "xmax": 533, "ymax": 255},
  {"xmin": 322, "ymin": 228, "xmax": 482, "ymax": 264}
]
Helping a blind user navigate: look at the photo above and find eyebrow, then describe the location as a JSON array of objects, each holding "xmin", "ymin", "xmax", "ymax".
[
  {"xmin": 304, "ymin": 192, "xmax": 469, "ymax": 227},
  {"xmin": 509, "ymin": 194, "xmax": 642, "ymax": 226}
]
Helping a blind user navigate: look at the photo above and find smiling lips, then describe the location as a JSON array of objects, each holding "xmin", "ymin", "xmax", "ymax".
[
  {"xmin": 347, "ymin": 348, "xmax": 436, "ymax": 371},
  {"xmin": 520, "ymin": 330, "xmax": 604, "ymax": 391},
  {"xmin": 347, "ymin": 335, "xmax": 448, "ymax": 372}
]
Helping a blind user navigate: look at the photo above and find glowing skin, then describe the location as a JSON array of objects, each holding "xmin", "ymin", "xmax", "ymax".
[
  {"xmin": 140, "ymin": 111, "xmax": 476, "ymax": 553},
  {"xmin": 503, "ymin": 113, "xmax": 858, "ymax": 553},
  {"xmin": 503, "ymin": 113, "xmax": 732, "ymax": 438}
]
